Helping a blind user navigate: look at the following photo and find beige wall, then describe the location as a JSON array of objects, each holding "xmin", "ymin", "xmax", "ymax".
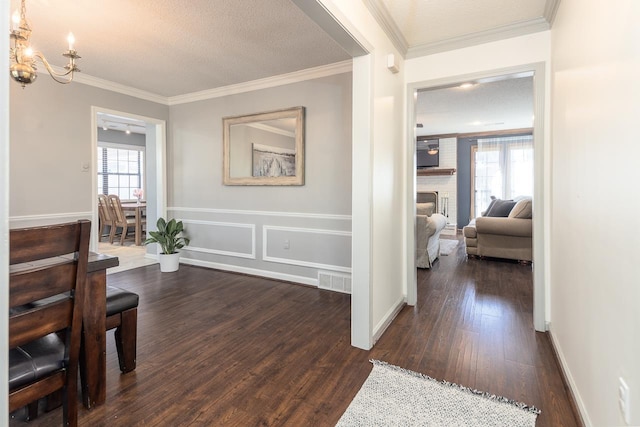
[{"xmin": 551, "ymin": 0, "xmax": 640, "ymax": 424}]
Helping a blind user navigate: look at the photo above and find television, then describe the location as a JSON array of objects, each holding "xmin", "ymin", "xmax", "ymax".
[{"xmin": 416, "ymin": 140, "xmax": 439, "ymax": 168}]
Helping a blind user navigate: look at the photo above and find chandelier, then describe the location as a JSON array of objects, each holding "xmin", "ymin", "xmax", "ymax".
[{"xmin": 9, "ymin": 0, "xmax": 81, "ymax": 87}]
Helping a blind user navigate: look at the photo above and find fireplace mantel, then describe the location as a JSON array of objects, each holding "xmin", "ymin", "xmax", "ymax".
[{"xmin": 417, "ymin": 168, "xmax": 456, "ymax": 176}]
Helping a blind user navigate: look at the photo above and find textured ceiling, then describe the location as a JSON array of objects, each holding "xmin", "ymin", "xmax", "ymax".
[
  {"xmin": 13, "ymin": 0, "xmax": 548, "ymax": 132},
  {"xmin": 14, "ymin": 0, "xmax": 350, "ymax": 97},
  {"xmin": 416, "ymin": 75, "xmax": 534, "ymax": 136}
]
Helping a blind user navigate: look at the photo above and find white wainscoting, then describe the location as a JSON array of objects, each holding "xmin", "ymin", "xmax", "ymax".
[
  {"xmin": 181, "ymin": 219, "xmax": 256, "ymax": 259},
  {"xmin": 9, "ymin": 212, "xmax": 92, "ymax": 228},
  {"xmin": 263, "ymin": 225, "xmax": 352, "ymax": 273},
  {"xmin": 170, "ymin": 207, "xmax": 352, "ymax": 290}
]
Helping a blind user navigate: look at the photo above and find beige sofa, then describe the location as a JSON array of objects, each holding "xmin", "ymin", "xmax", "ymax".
[
  {"xmin": 463, "ymin": 197, "xmax": 533, "ymax": 262},
  {"xmin": 416, "ymin": 202, "xmax": 447, "ymax": 268}
]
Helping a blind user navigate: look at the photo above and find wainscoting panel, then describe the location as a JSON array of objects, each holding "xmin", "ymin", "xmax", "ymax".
[
  {"xmin": 263, "ymin": 226, "xmax": 351, "ymax": 273},
  {"xmin": 169, "ymin": 208, "xmax": 352, "ymax": 289},
  {"xmin": 182, "ymin": 220, "xmax": 256, "ymax": 259}
]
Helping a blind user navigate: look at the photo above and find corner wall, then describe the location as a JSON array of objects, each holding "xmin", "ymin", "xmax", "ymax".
[{"xmin": 550, "ymin": 0, "xmax": 640, "ymax": 424}]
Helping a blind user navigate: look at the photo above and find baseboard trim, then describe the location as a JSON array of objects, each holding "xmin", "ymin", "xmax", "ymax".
[
  {"xmin": 372, "ymin": 296, "xmax": 406, "ymax": 345},
  {"xmin": 547, "ymin": 329, "xmax": 589, "ymax": 427},
  {"xmin": 179, "ymin": 257, "xmax": 318, "ymax": 288}
]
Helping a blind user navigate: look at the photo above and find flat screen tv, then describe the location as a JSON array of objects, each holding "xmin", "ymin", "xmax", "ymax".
[{"xmin": 416, "ymin": 140, "xmax": 439, "ymax": 168}]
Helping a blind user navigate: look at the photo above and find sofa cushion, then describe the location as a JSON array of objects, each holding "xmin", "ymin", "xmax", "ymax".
[
  {"xmin": 416, "ymin": 202, "xmax": 435, "ymax": 217},
  {"xmin": 508, "ymin": 198, "xmax": 533, "ymax": 219},
  {"xmin": 486, "ymin": 199, "xmax": 516, "ymax": 217}
]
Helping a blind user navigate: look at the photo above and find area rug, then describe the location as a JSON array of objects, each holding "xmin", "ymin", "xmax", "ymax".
[
  {"xmin": 336, "ymin": 360, "xmax": 540, "ymax": 427},
  {"xmin": 439, "ymin": 239, "xmax": 459, "ymax": 256}
]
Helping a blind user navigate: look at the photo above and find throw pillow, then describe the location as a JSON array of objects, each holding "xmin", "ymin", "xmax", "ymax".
[
  {"xmin": 508, "ymin": 198, "xmax": 533, "ymax": 219},
  {"xmin": 481, "ymin": 198, "xmax": 498, "ymax": 216},
  {"xmin": 486, "ymin": 199, "xmax": 516, "ymax": 217},
  {"xmin": 416, "ymin": 202, "xmax": 435, "ymax": 217}
]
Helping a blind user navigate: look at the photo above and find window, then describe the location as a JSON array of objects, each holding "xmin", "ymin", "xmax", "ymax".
[
  {"xmin": 97, "ymin": 144, "xmax": 145, "ymax": 200},
  {"xmin": 471, "ymin": 135, "xmax": 533, "ymax": 218}
]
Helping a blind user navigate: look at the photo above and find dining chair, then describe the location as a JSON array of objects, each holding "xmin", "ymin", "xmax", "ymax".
[
  {"xmin": 9, "ymin": 220, "xmax": 91, "ymax": 427},
  {"xmin": 108, "ymin": 194, "xmax": 142, "ymax": 245},
  {"xmin": 98, "ymin": 194, "xmax": 115, "ymax": 242}
]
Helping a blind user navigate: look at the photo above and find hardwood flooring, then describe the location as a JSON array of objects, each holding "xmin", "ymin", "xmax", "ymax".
[{"xmin": 10, "ymin": 239, "xmax": 580, "ymax": 426}]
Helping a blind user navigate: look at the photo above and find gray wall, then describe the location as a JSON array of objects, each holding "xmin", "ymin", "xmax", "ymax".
[
  {"xmin": 169, "ymin": 73, "xmax": 353, "ymax": 284},
  {"xmin": 9, "ymin": 77, "xmax": 169, "ymax": 219}
]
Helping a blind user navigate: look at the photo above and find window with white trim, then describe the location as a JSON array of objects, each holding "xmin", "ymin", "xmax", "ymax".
[{"xmin": 97, "ymin": 143, "xmax": 145, "ymax": 200}]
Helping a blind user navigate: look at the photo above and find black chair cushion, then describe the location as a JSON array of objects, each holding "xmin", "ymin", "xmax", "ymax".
[
  {"xmin": 106, "ymin": 286, "xmax": 139, "ymax": 317},
  {"xmin": 9, "ymin": 334, "xmax": 65, "ymax": 389}
]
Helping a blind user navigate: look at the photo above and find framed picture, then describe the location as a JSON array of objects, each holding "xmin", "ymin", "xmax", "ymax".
[{"xmin": 252, "ymin": 143, "xmax": 296, "ymax": 177}]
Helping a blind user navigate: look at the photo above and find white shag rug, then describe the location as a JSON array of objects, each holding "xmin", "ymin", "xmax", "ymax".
[
  {"xmin": 337, "ymin": 360, "xmax": 539, "ymax": 427},
  {"xmin": 439, "ymin": 239, "xmax": 459, "ymax": 256}
]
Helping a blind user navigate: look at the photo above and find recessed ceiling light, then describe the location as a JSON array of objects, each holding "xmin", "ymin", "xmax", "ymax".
[{"xmin": 459, "ymin": 83, "xmax": 474, "ymax": 89}]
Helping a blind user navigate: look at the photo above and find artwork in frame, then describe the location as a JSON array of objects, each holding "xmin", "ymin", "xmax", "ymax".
[{"xmin": 252, "ymin": 143, "xmax": 296, "ymax": 177}]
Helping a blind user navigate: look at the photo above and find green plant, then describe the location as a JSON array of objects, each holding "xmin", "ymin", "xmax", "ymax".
[{"xmin": 144, "ymin": 217, "xmax": 190, "ymax": 254}]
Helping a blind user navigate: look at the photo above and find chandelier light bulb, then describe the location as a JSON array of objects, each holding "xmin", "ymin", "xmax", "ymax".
[
  {"xmin": 11, "ymin": 10, "xmax": 20, "ymax": 28},
  {"xmin": 24, "ymin": 47, "xmax": 33, "ymax": 57},
  {"xmin": 67, "ymin": 32, "xmax": 75, "ymax": 50}
]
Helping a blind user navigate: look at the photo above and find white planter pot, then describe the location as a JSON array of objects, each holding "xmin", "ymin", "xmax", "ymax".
[{"xmin": 158, "ymin": 252, "xmax": 181, "ymax": 272}]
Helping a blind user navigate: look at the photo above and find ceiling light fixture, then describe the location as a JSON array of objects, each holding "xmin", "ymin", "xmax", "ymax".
[
  {"xmin": 125, "ymin": 125, "xmax": 131, "ymax": 135},
  {"xmin": 9, "ymin": 0, "xmax": 81, "ymax": 87},
  {"xmin": 427, "ymin": 145, "xmax": 439, "ymax": 155}
]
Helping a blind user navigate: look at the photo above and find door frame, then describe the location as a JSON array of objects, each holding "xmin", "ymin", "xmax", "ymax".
[
  {"xmin": 406, "ymin": 62, "xmax": 548, "ymax": 331},
  {"xmin": 90, "ymin": 106, "xmax": 167, "ymax": 253}
]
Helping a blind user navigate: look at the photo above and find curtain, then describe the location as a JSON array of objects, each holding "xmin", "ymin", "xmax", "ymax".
[{"xmin": 474, "ymin": 135, "xmax": 533, "ymax": 217}]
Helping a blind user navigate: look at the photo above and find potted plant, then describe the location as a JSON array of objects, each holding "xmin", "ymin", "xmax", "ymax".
[{"xmin": 144, "ymin": 217, "xmax": 190, "ymax": 272}]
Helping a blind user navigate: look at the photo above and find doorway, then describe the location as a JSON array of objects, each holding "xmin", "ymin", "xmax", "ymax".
[
  {"xmin": 406, "ymin": 63, "xmax": 547, "ymax": 332},
  {"xmin": 91, "ymin": 107, "xmax": 167, "ymax": 270}
]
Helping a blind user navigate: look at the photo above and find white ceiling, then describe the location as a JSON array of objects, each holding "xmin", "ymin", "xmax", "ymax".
[
  {"xmin": 12, "ymin": 0, "xmax": 556, "ymax": 133},
  {"xmin": 416, "ymin": 74, "xmax": 534, "ymax": 136}
]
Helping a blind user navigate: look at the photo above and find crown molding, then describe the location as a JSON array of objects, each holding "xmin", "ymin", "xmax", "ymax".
[
  {"xmin": 362, "ymin": 0, "xmax": 408, "ymax": 56},
  {"xmin": 406, "ymin": 17, "xmax": 550, "ymax": 59},
  {"xmin": 53, "ymin": 60, "xmax": 352, "ymax": 107},
  {"xmin": 167, "ymin": 60, "xmax": 352, "ymax": 106},
  {"xmin": 49, "ymin": 65, "xmax": 170, "ymax": 105},
  {"xmin": 544, "ymin": 0, "xmax": 561, "ymax": 26}
]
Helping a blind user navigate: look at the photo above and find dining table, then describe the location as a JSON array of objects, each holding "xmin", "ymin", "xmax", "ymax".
[{"xmin": 121, "ymin": 201, "xmax": 146, "ymax": 246}]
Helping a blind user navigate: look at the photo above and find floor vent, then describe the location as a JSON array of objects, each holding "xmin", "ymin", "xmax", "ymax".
[{"xmin": 318, "ymin": 271, "xmax": 351, "ymax": 294}]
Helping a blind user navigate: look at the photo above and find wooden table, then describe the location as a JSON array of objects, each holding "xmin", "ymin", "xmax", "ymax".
[
  {"xmin": 80, "ymin": 252, "xmax": 119, "ymax": 409},
  {"xmin": 121, "ymin": 201, "xmax": 146, "ymax": 246}
]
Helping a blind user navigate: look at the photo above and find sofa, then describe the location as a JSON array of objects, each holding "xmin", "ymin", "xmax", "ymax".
[
  {"xmin": 416, "ymin": 202, "xmax": 447, "ymax": 268},
  {"xmin": 463, "ymin": 197, "xmax": 533, "ymax": 262}
]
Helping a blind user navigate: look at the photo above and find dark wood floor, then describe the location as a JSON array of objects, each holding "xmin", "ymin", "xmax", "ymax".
[{"xmin": 10, "ymin": 238, "xmax": 579, "ymax": 426}]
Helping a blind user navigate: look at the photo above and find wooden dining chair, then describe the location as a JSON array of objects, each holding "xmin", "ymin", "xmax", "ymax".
[
  {"xmin": 9, "ymin": 220, "xmax": 91, "ymax": 427},
  {"xmin": 108, "ymin": 194, "xmax": 141, "ymax": 245},
  {"xmin": 98, "ymin": 194, "xmax": 115, "ymax": 242}
]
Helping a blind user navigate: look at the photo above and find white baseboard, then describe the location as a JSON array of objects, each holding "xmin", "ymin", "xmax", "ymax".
[
  {"xmin": 548, "ymin": 326, "xmax": 591, "ymax": 426},
  {"xmin": 179, "ymin": 256, "xmax": 318, "ymax": 288},
  {"xmin": 372, "ymin": 296, "xmax": 406, "ymax": 345}
]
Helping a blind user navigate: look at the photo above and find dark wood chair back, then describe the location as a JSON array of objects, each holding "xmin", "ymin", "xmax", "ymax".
[{"xmin": 9, "ymin": 220, "xmax": 91, "ymax": 427}]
